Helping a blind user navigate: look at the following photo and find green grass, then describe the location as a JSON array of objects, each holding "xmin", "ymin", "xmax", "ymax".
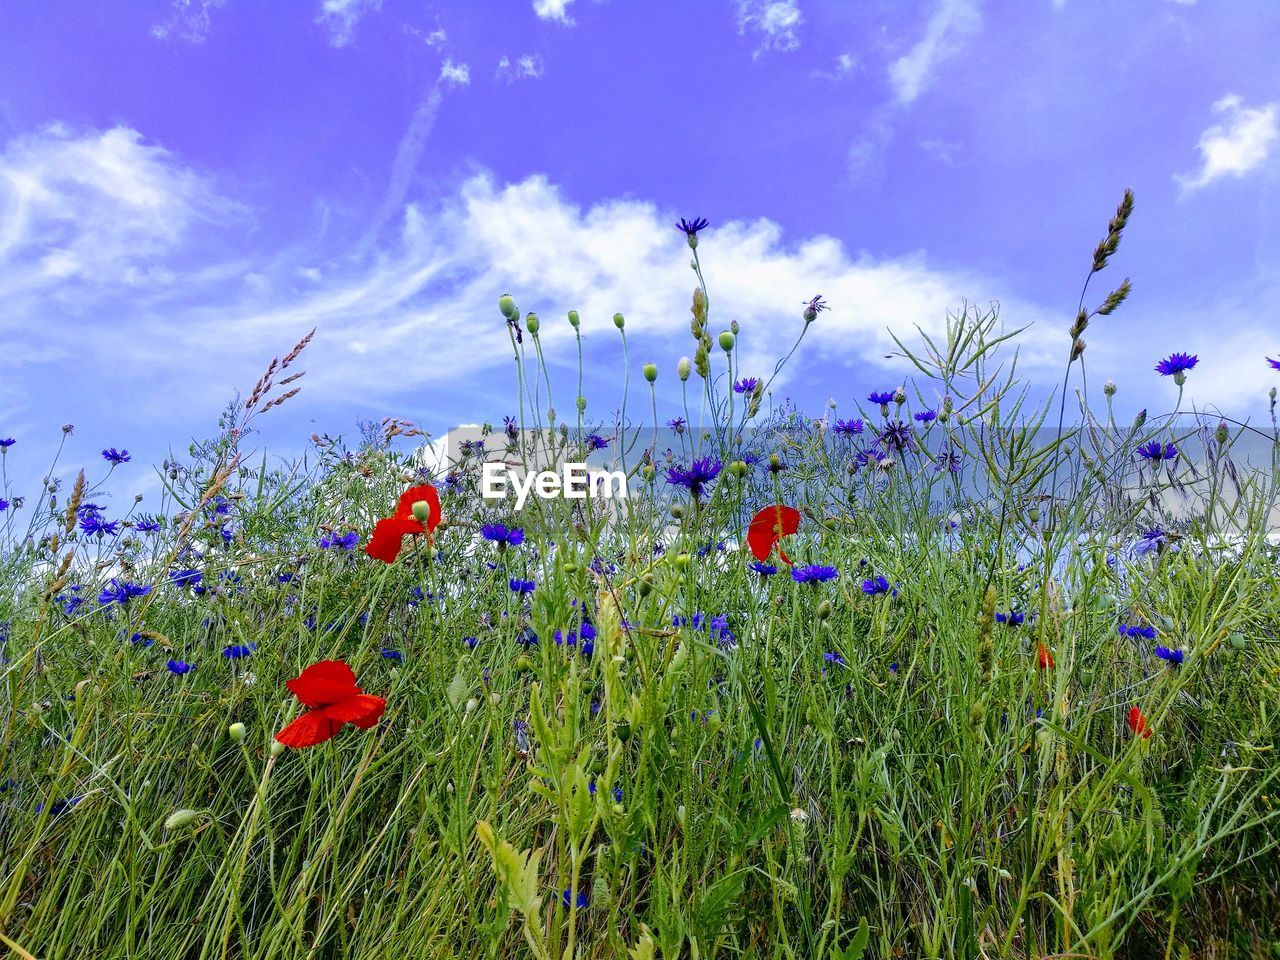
[{"xmin": 2, "ymin": 194, "xmax": 1279, "ymax": 959}]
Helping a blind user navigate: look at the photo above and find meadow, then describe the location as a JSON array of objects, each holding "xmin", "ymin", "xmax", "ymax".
[{"xmin": 2, "ymin": 192, "xmax": 1279, "ymax": 959}]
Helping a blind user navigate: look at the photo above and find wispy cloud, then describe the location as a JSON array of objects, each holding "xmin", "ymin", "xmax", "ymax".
[
  {"xmin": 150, "ymin": 0, "xmax": 228, "ymax": 43},
  {"xmin": 316, "ymin": 0, "xmax": 383, "ymax": 48},
  {"xmin": 1176, "ymin": 94, "xmax": 1279, "ymax": 192},
  {"xmin": 532, "ymin": 0, "xmax": 576, "ymax": 25},
  {"xmin": 497, "ymin": 54, "xmax": 545, "ymax": 82},
  {"xmin": 810, "ymin": 52, "xmax": 858, "ymax": 80},
  {"xmin": 887, "ymin": 0, "xmax": 982, "ymax": 104},
  {"xmin": 735, "ymin": 0, "xmax": 803, "ymax": 58},
  {"xmin": 440, "ymin": 59, "xmax": 471, "ymax": 88}
]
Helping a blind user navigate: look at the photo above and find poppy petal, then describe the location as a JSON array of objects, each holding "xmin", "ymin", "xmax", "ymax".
[
  {"xmin": 393, "ymin": 484, "xmax": 441, "ymax": 531},
  {"xmin": 275, "ymin": 711, "xmax": 342, "ymax": 749},
  {"xmin": 320, "ymin": 694, "xmax": 387, "ymax": 729},
  {"xmin": 747, "ymin": 505, "xmax": 801, "ymax": 561},
  {"xmin": 366, "ymin": 517, "xmax": 418, "ymax": 564},
  {"xmin": 287, "ymin": 660, "xmax": 361, "ymax": 708}
]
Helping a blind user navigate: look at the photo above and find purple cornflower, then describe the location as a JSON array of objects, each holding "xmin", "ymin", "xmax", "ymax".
[
  {"xmin": 1137, "ymin": 442, "xmax": 1178, "ymax": 463},
  {"xmin": 1268, "ymin": 357, "xmax": 1280, "ymax": 370},
  {"xmin": 876, "ymin": 421, "xmax": 914, "ymax": 454},
  {"xmin": 509, "ymin": 578, "xmax": 536, "ymax": 594},
  {"xmin": 1118, "ymin": 623, "xmax": 1157, "ymax": 641},
  {"xmin": 935, "ymin": 449, "xmax": 963, "ymax": 473},
  {"xmin": 676, "ymin": 216, "xmax": 709, "ymax": 237},
  {"xmin": 867, "ymin": 390, "xmax": 895, "ymax": 406},
  {"xmin": 380, "ymin": 648, "xmax": 404, "ymax": 662},
  {"xmin": 803, "ymin": 295, "xmax": 829, "ymax": 322},
  {"xmin": 833, "ymin": 418, "xmax": 863, "ymax": 436},
  {"xmin": 995, "ymin": 611, "xmax": 1025, "ymax": 626},
  {"xmin": 136, "ymin": 519, "xmax": 161, "ymax": 533},
  {"xmin": 98, "ymin": 579, "xmax": 151, "ymax": 607},
  {"xmin": 791, "ymin": 564, "xmax": 838, "ymax": 584},
  {"xmin": 823, "ymin": 651, "xmax": 847, "ymax": 668},
  {"xmin": 667, "ymin": 417, "xmax": 686, "ymax": 433},
  {"xmin": 0, "ymin": 499, "xmax": 8, "ymax": 512},
  {"xmin": 1155, "ymin": 645, "xmax": 1184, "ymax": 665},
  {"xmin": 0, "ymin": 438, "xmax": 13, "ymax": 448},
  {"xmin": 861, "ymin": 575, "xmax": 892, "ymax": 596},
  {"xmin": 462, "ymin": 636, "xmax": 479, "ymax": 650},
  {"xmin": 665, "ymin": 456, "xmax": 722, "ymax": 499},
  {"xmin": 733, "ymin": 377, "xmax": 759, "ymax": 394},
  {"xmin": 913, "ymin": 409, "xmax": 937, "ymax": 423},
  {"xmin": 583, "ymin": 433, "xmax": 609, "ymax": 450},
  {"xmin": 222, "ymin": 643, "xmax": 256, "ymax": 659},
  {"xmin": 168, "ymin": 568, "xmax": 203, "ymax": 589},
  {"xmin": 319, "ymin": 530, "xmax": 360, "ymax": 550},
  {"xmin": 1133, "ymin": 527, "xmax": 1168, "ymax": 558},
  {"xmin": 101, "ymin": 448, "xmax": 131, "ymax": 465},
  {"xmin": 482, "ymin": 523, "xmax": 525, "ymax": 547},
  {"xmin": 749, "ymin": 561, "xmax": 778, "ymax": 576},
  {"xmin": 166, "ymin": 659, "xmax": 194, "ymax": 675},
  {"xmin": 79, "ymin": 508, "xmax": 119, "ymax": 537},
  {"xmin": 560, "ymin": 887, "xmax": 589, "ymax": 909},
  {"xmin": 1155, "ymin": 352, "xmax": 1198, "ymax": 377}
]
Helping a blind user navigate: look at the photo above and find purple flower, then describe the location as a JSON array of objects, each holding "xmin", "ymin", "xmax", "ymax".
[
  {"xmin": 1268, "ymin": 357, "xmax": 1280, "ymax": 370},
  {"xmin": 1133, "ymin": 527, "xmax": 1168, "ymax": 558},
  {"xmin": 676, "ymin": 216, "xmax": 709, "ymax": 237},
  {"xmin": 509, "ymin": 578, "xmax": 536, "ymax": 594},
  {"xmin": 102, "ymin": 448, "xmax": 131, "ymax": 465},
  {"xmin": 867, "ymin": 391, "xmax": 895, "ymax": 406},
  {"xmin": 222, "ymin": 643, "xmax": 256, "ymax": 659},
  {"xmin": 381, "ymin": 648, "xmax": 404, "ymax": 662},
  {"xmin": 876, "ymin": 421, "xmax": 914, "ymax": 453},
  {"xmin": 0, "ymin": 499, "xmax": 8, "ymax": 512},
  {"xmin": 995, "ymin": 611, "xmax": 1025, "ymax": 626},
  {"xmin": 1137, "ymin": 441, "xmax": 1178, "ymax": 463},
  {"xmin": 733, "ymin": 377, "xmax": 759, "ymax": 394},
  {"xmin": 98, "ymin": 579, "xmax": 151, "ymax": 607},
  {"xmin": 913, "ymin": 410, "xmax": 937, "ymax": 423},
  {"xmin": 1118, "ymin": 623, "xmax": 1157, "ymax": 640},
  {"xmin": 935, "ymin": 450, "xmax": 963, "ymax": 473},
  {"xmin": 667, "ymin": 417, "xmax": 686, "ymax": 433},
  {"xmin": 0, "ymin": 438, "xmax": 14, "ymax": 448},
  {"xmin": 168, "ymin": 568, "xmax": 203, "ymax": 589},
  {"xmin": 560, "ymin": 887, "xmax": 589, "ymax": 909},
  {"xmin": 166, "ymin": 659, "xmax": 194, "ymax": 675},
  {"xmin": 791, "ymin": 564, "xmax": 838, "ymax": 584},
  {"xmin": 833, "ymin": 418, "xmax": 863, "ymax": 436},
  {"xmin": 462, "ymin": 636, "xmax": 479, "ymax": 650},
  {"xmin": 583, "ymin": 433, "xmax": 609, "ymax": 450},
  {"xmin": 1155, "ymin": 352, "xmax": 1198, "ymax": 377},
  {"xmin": 822, "ymin": 651, "xmax": 847, "ymax": 668},
  {"xmin": 749, "ymin": 561, "xmax": 778, "ymax": 576},
  {"xmin": 861, "ymin": 575, "xmax": 892, "ymax": 596},
  {"xmin": 320, "ymin": 530, "xmax": 360, "ymax": 550},
  {"xmin": 665, "ymin": 456, "xmax": 722, "ymax": 498},
  {"xmin": 1155, "ymin": 645, "xmax": 1184, "ymax": 665},
  {"xmin": 482, "ymin": 523, "xmax": 525, "ymax": 546}
]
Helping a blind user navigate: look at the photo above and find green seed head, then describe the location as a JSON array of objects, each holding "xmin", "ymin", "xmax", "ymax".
[
  {"xmin": 228, "ymin": 722, "xmax": 246, "ymax": 742},
  {"xmin": 643, "ymin": 362, "xmax": 657, "ymax": 383},
  {"xmin": 567, "ymin": 309, "xmax": 580, "ymax": 328},
  {"xmin": 677, "ymin": 357, "xmax": 691, "ymax": 381},
  {"xmin": 718, "ymin": 331, "xmax": 735, "ymax": 352},
  {"xmin": 525, "ymin": 312, "xmax": 540, "ymax": 335},
  {"xmin": 613, "ymin": 313, "xmax": 625, "ymax": 330},
  {"xmin": 411, "ymin": 501, "xmax": 432, "ymax": 524},
  {"xmin": 498, "ymin": 294, "xmax": 518, "ymax": 320}
]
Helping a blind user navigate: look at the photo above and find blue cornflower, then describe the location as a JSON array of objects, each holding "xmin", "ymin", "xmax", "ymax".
[
  {"xmin": 665, "ymin": 456, "xmax": 722, "ymax": 498},
  {"xmin": 995, "ymin": 611, "xmax": 1025, "ymax": 626},
  {"xmin": 914, "ymin": 410, "xmax": 937, "ymax": 423},
  {"xmin": 888, "ymin": 662, "xmax": 900, "ymax": 675},
  {"xmin": 667, "ymin": 417, "xmax": 686, "ymax": 433},
  {"xmin": 934, "ymin": 449, "xmax": 963, "ymax": 473},
  {"xmin": 128, "ymin": 632, "xmax": 154, "ymax": 647},
  {"xmin": 833, "ymin": 418, "xmax": 863, "ymax": 436},
  {"xmin": 57, "ymin": 586, "xmax": 85, "ymax": 616},
  {"xmin": 733, "ymin": 377, "xmax": 759, "ymax": 394},
  {"xmin": 462, "ymin": 636, "xmax": 479, "ymax": 650},
  {"xmin": 1155, "ymin": 645, "xmax": 1184, "ymax": 665},
  {"xmin": 166, "ymin": 659, "xmax": 194, "ymax": 675},
  {"xmin": 676, "ymin": 216, "xmax": 709, "ymax": 237},
  {"xmin": 791, "ymin": 564, "xmax": 838, "ymax": 584},
  {"xmin": 750, "ymin": 561, "xmax": 778, "ymax": 576},
  {"xmin": 380, "ymin": 648, "xmax": 404, "ymax": 662},
  {"xmin": 861, "ymin": 575, "xmax": 892, "ymax": 595},
  {"xmin": 98, "ymin": 579, "xmax": 151, "ymax": 607},
  {"xmin": 222, "ymin": 643, "xmax": 256, "ymax": 659},
  {"xmin": 509, "ymin": 578, "xmax": 536, "ymax": 594},
  {"xmin": 583, "ymin": 433, "xmax": 609, "ymax": 450},
  {"xmin": 0, "ymin": 498, "xmax": 8, "ymax": 512},
  {"xmin": 1137, "ymin": 442, "xmax": 1178, "ymax": 463},
  {"xmin": 867, "ymin": 390, "xmax": 895, "ymax": 406},
  {"xmin": 823, "ymin": 651, "xmax": 847, "ymax": 668},
  {"xmin": 79, "ymin": 507, "xmax": 120, "ymax": 537},
  {"xmin": 516, "ymin": 627, "xmax": 539, "ymax": 647},
  {"xmin": 319, "ymin": 530, "xmax": 359, "ymax": 550},
  {"xmin": 168, "ymin": 568, "xmax": 202, "ymax": 589},
  {"xmin": 1268, "ymin": 357, "xmax": 1280, "ymax": 370},
  {"xmin": 560, "ymin": 887, "xmax": 589, "ymax": 909},
  {"xmin": 1133, "ymin": 527, "xmax": 1168, "ymax": 558},
  {"xmin": 1155, "ymin": 352, "xmax": 1198, "ymax": 377},
  {"xmin": 0, "ymin": 438, "xmax": 13, "ymax": 448},
  {"xmin": 102, "ymin": 448, "xmax": 131, "ymax": 465},
  {"xmin": 1118, "ymin": 623, "xmax": 1157, "ymax": 640},
  {"xmin": 37, "ymin": 796, "xmax": 81, "ymax": 817},
  {"xmin": 136, "ymin": 519, "xmax": 161, "ymax": 533},
  {"xmin": 482, "ymin": 523, "xmax": 525, "ymax": 546},
  {"xmin": 876, "ymin": 421, "xmax": 914, "ymax": 453}
]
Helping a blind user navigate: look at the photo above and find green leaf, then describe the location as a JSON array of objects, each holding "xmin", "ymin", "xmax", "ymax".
[{"xmin": 838, "ymin": 918, "xmax": 869, "ymax": 960}]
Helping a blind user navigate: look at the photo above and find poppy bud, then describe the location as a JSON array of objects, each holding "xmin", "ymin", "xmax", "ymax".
[
  {"xmin": 411, "ymin": 501, "xmax": 432, "ymax": 524},
  {"xmin": 817, "ymin": 600, "xmax": 833, "ymax": 620},
  {"xmin": 164, "ymin": 809, "xmax": 200, "ymax": 831},
  {"xmin": 728, "ymin": 460, "xmax": 748, "ymax": 478},
  {"xmin": 525, "ymin": 312, "xmax": 540, "ymax": 335},
  {"xmin": 270, "ymin": 739, "xmax": 286, "ymax": 757},
  {"xmin": 718, "ymin": 331, "xmax": 735, "ymax": 352},
  {"xmin": 677, "ymin": 357, "xmax": 691, "ymax": 381},
  {"xmin": 1103, "ymin": 380, "xmax": 1116, "ymax": 397},
  {"xmin": 576, "ymin": 396, "xmax": 586, "ymax": 413},
  {"xmin": 643, "ymin": 363, "xmax": 657, "ymax": 383},
  {"xmin": 499, "ymin": 294, "xmax": 518, "ymax": 320},
  {"xmin": 567, "ymin": 309, "xmax": 580, "ymax": 328},
  {"xmin": 613, "ymin": 313, "xmax": 625, "ymax": 330},
  {"xmin": 614, "ymin": 721, "xmax": 631, "ymax": 742},
  {"xmin": 228, "ymin": 722, "xmax": 246, "ymax": 742},
  {"xmin": 670, "ymin": 505, "xmax": 684, "ymax": 519}
]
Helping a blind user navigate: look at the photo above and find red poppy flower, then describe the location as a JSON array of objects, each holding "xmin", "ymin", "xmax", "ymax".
[
  {"xmin": 274, "ymin": 660, "xmax": 387, "ymax": 749},
  {"xmin": 747, "ymin": 504, "xmax": 801, "ymax": 565},
  {"xmin": 1127, "ymin": 705, "xmax": 1152, "ymax": 739},
  {"xmin": 366, "ymin": 484, "xmax": 441, "ymax": 564},
  {"xmin": 1036, "ymin": 642, "xmax": 1055, "ymax": 670}
]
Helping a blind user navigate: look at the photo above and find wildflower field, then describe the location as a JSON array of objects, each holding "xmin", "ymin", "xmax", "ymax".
[{"xmin": 3, "ymin": 197, "xmax": 1280, "ymax": 960}]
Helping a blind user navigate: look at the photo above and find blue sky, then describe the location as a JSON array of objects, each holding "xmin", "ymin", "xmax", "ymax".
[{"xmin": 1, "ymin": 0, "xmax": 1278, "ymax": 504}]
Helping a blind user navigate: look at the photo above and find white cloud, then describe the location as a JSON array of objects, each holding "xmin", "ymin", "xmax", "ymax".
[
  {"xmin": 533, "ymin": 0, "xmax": 576, "ymax": 24},
  {"xmin": 440, "ymin": 59, "xmax": 471, "ymax": 88},
  {"xmin": 1176, "ymin": 94, "xmax": 1279, "ymax": 191},
  {"xmin": 919, "ymin": 138, "xmax": 960, "ymax": 164},
  {"xmin": 887, "ymin": 0, "xmax": 982, "ymax": 104},
  {"xmin": 316, "ymin": 0, "xmax": 383, "ymax": 48},
  {"xmin": 735, "ymin": 0, "xmax": 803, "ymax": 58},
  {"xmin": 0, "ymin": 124, "xmax": 241, "ymax": 298},
  {"xmin": 497, "ymin": 54, "xmax": 545, "ymax": 82},
  {"xmin": 811, "ymin": 52, "xmax": 858, "ymax": 80},
  {"xmin": 150, "ymin": 0, "xmax": 227, "ymax": 42}
]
